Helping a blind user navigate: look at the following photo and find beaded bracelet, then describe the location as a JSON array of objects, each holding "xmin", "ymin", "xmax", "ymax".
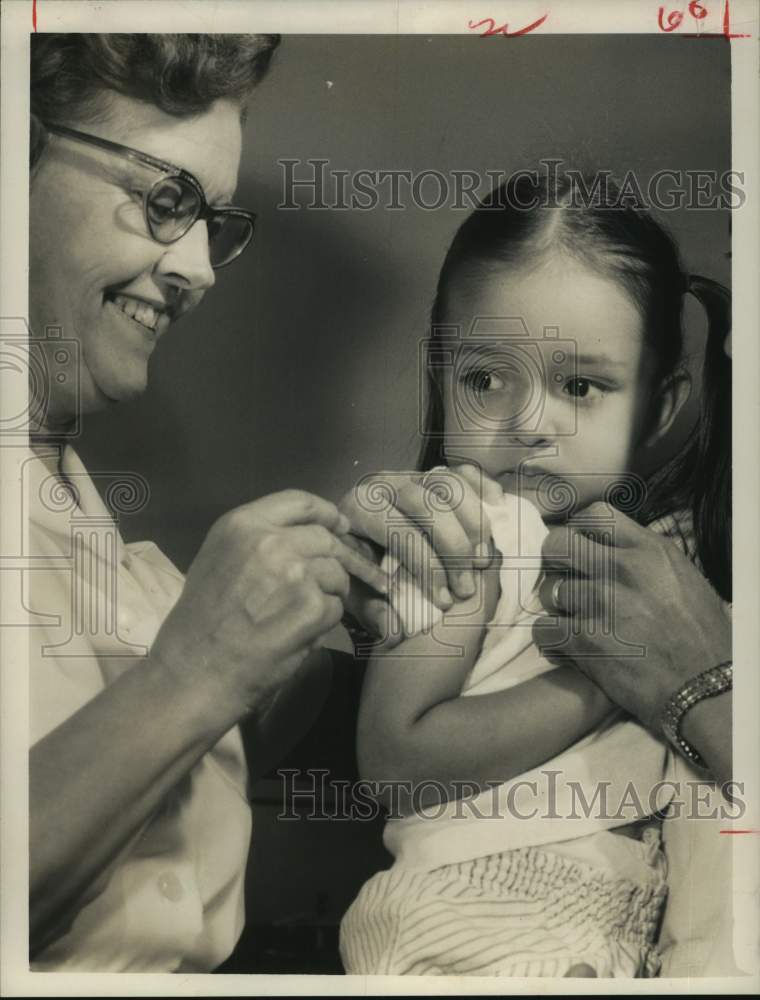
[{"xmin": 659, "ymin": 661, "xmax": 733, "ymax": 767}]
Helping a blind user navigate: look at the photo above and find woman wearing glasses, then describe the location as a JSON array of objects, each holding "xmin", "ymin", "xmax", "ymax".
[
  {"xmin": 25, "ymin": 32, "xmax": 555, "ymax": 972},
  {"xmin": 26, "ymin": 33, "xmax": 401, "ymax": 972}
]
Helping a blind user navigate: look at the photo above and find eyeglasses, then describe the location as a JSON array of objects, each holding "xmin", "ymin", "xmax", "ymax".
[{"xmin": 44, "ymin": 123, "xmax": 256, "ymax": 268}]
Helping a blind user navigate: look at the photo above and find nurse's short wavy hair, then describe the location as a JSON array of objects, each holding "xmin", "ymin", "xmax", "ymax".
[{"xmin": 30, "ymin": 33, "xmax": 280, "ymax": 166}]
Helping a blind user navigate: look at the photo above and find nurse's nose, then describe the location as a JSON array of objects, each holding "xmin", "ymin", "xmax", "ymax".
[{"xmin": 155, "ymin": 219, "xmax": 216, "ymax": 294}]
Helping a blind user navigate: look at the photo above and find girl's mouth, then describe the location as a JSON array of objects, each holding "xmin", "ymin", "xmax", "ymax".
[{"xmin": 503, "ymin": 466, "xmax": 549, "ymax": 480}]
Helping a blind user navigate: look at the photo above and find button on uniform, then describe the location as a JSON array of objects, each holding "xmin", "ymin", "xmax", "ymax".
[
  {"xmin": 157, "ymin": 871, "xmax": 184, "ymax": 902},
  {"xmin": 116, "ymin": 603, "xmax": 133, "ymax": 635}
]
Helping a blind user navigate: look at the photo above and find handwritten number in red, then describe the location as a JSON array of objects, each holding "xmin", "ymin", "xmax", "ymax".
[
  {"xmin": 657, "ymin": 6, "xmax": 683, "ymax": 31},
  {"xmin": 658, "ymin": 0, "xmax": 750, "ymax": 37}
]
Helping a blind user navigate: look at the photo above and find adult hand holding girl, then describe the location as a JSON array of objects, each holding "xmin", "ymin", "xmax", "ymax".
[
  {"xmin": 534, "ymin": 506, "xmax": 732, "ymax": 784},
  {"xmin": 535, "ymin": 273, "xmax": 733, "ymax": 788}
]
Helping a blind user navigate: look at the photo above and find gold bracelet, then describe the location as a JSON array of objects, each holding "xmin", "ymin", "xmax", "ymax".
[{"xmin": 660, "ymin": 661, "xmax": 732, "ymax": 767}]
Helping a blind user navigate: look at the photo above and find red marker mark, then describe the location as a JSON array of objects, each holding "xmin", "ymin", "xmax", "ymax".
[
  {"xmin": 658, "ymin": 0, "xmax": 750, "ymax": 37},
  {"xmin": 32, "ymin": 0, "xmax": 37, "ymax": 31},
  {"xmin": 721, "ymin": 0, "xmax": 750, "ymax": 37},
  {"xmin": 658, "ymin": 6, "xmax": 683, "ymax": 31},
  {"xmin": 719, "ymin": 829, "xmax": 760, "ymax": 834},
  {"xmin": 468, "ymin": 13, "xmax": 549, "ymax": 37}
]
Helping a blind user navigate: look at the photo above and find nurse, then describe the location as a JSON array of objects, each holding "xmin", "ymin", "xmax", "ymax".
[{"xmin": 26, "ymin": 32, "xmax": 394, "ymax": 971}]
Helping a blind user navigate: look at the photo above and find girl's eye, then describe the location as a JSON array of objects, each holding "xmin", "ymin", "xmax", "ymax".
[
  {"xmin": 462, "ymin": 369, "xmax": 506, "ymax": 393},
  {"xmin": 563, "ymin": 377, "xmax": 605, "ymax": 400}
]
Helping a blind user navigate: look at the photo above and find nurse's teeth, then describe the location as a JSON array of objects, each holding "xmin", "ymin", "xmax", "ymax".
[{"xmin": 111, "ymin": 294, "xmax": 161, "ymax": 331}]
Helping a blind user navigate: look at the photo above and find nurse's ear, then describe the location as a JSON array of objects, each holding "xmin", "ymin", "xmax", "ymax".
[{"xmin": 641, "ymin": 369, "xmax": 692, "ymax": 448}]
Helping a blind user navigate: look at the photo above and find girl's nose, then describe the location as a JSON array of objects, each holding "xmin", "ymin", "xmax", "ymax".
[
  {"xmin": 506, "ymin": 433, "xmax": 552, "ymax": 449},
  {"xmin": 515, "ymin": 389, "xmax": 570, "ymax": 441}
]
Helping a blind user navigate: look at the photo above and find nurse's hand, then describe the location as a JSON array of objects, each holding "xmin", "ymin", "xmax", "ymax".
[
  {"xmin": 339, "ymin": 464, "xmax": 503, "ymax": 646},
  {"xmin": 150, "ymin": 489, "xmax": 388, "ymax": 722},
  {"xmin": 533, "ymin": 504, "xmax": 731, "ymax": 733},
  {"xmin": 32, "ymin": 489, "xmax": 386, "ymax": 950}
]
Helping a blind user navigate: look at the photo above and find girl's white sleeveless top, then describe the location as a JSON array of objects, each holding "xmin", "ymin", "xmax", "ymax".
[{"xmin": 381, "ymin": 489, "xmax": 676, "ymax": 870}]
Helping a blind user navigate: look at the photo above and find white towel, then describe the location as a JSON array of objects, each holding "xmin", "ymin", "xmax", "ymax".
[{"xmin": 383, "ymin": 485, "xmax": 551, "ymax": 694}]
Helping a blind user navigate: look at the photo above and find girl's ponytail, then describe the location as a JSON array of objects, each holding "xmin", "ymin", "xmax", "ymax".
[
  {"xmin": 637, "ymin": 273, "xmax": 731, "ymax": 600},
  {"xmin": 686, "ymin": 275, "xmax": 732, "ymax": 602}
]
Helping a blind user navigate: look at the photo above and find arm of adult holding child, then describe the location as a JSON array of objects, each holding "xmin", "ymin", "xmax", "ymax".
[
  {"xmin": 533, "ymin": 507, "xmax": 732, "ymax": 787},
  {"xmin": 357, "ymin": 556, "xmax": 616, "ymax": 809},
  {"xmin": 534, "ymin": 279, "xmax": 735, "ymax": 791}
]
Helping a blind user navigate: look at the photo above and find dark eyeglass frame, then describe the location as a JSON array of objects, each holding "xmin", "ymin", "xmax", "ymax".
[{"xmin": 43, "ymin": 122, "xmax": 256, "ymax": 268}]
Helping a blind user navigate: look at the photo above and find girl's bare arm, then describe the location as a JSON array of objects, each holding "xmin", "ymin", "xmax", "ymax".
[{"xmin": 358, "ymin": 571, "xmax": 614, "ymax": 808}]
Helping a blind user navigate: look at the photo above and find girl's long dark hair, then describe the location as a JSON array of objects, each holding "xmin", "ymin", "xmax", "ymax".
[{"xmin": 418, "ymin": 172, "xmax": 731, "ymax": 600}]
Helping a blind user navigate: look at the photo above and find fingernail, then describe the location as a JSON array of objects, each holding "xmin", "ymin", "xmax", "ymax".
[
  {"xmin": 437, "ymin": 586, "xmax": 454, "ymax": 609},
  {"xmin": 458, "ymin": 571, "xmax": 476, "ymax": 597},
  {"xmin": 383, "ymin": 606, "xmax": 402, "ymax": 638},
  {"xmin": 391, "ymin": 607, "xmax": 402, "ymax": 632},
  {"xmin": 336, "ymin": 513, "xmax": 351, "ymax": 534}
]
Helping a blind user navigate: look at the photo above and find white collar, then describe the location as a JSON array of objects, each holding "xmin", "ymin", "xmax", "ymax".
[{"xmin": 26, "ymin": 442, "xmax": 129, "ymax": 565}]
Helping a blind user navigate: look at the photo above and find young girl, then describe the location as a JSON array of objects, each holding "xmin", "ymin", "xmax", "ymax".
[{"xmin": 339, "ymin": 172, "xmax": 730, "ymax": 978}]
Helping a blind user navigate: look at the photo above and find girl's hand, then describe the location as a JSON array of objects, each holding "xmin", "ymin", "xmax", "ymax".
[
  {"xmin": 339, "ymin": 464, "xmax": 503, "ymax": 644},
  {"xmin": 149, "ymin": 490, "xmax": 387, "ymax": 726}
]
